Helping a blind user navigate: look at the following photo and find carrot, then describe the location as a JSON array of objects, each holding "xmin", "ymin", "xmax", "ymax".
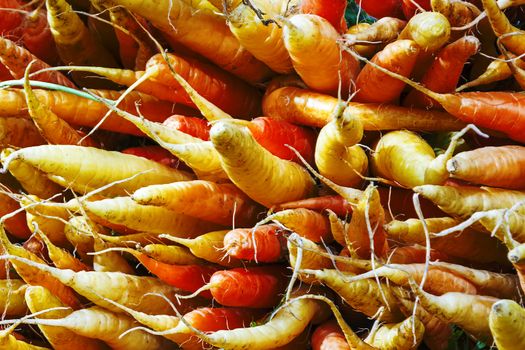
[
  {"xmin": 431, "ymin": 0, "xmax": 481, "ymax": 28},
  {"xmin": 402, "ymin": 0, "xmax": 432, "ymax": 20},
  {"xmin": 157, "ymin": 307, "xmax": 267, "ymax": 348},
  {"xmin": 45, "ymin": 0, "xmax": 119, "ymax": 87},
  {"xmin": 344, "ymin": 23, "xmax": 377, "ymax": 58},
  {"xmin": 0, "ymin": 37, "xmax": 75, "ymax": 87},
  {"xmin": 121, "ymin": 146, "xmax": 184, "ymax": 169},
  {"xmin": 223, "ymin": 225, "xmax": 285, "ymax": 263},
  {"xmin": 489, "ymin": 299, "xmax": 525, "ymax": 350},
  {"xmin": 1, "ymin": 305, "xmax": 170, "ymax": 350},
  {"xmin": 287, "ymin": 233, "xmax": 334, "ymax": 284},
  {"xmin": 2, "ymin": 145, "xmax": 194, "ymax": 197},
  {"xmin": 507, "ymin": 243, "xmax": 525, "ymax": 293},
  {"xmin": 24, "ymin": 286, "xmax": 106, "ymax": 350},
  {"xmin": 90, "ymin": 229, "xmax": 135, "ymax": 274},
  {"xmin": 0, "ymin": 254, "xmax": 196, "ymax": 316},
  {"xmin": 63, "ymin": 215, "xmax": 98, "ymax": 265},
  {"xmin": 299, "ymin": 268, "xmax": 404, "ymax": 322},
  {"xmin": 0, "ymin": 190, "xmax": 31, "ymax": 240},
  {"xmin": 410, "ymin": 280, "xmax": 497, "ymax": 341},
  {"xmin": 371, "ymin": 127, "xmax": 475, "ymax": 187},
  {"xmin": 23, "ymin": 66, "xmax": 99, "ymax": 147},
  {"xmin": 314, "ymin": 105, "xmax": 368, "ymax": 187},
  {"xmin": 96, "ymin": 0, "xmax": 273, "ymax": 83},
  {"xmin": 71, "ymin": 197, "xmax": 219, "ymax": 236},
  {"xmin": 0, "ymin": 88, "xmax": 193, "ymax": 136},
  {"xmin": 117, "ymin": 247, "xmax": 218, "ymax": 296},
  {"xmin": 278, "ymin": 195, "xmax": 353, "ymax": 217},
  {"xmin": 132, "ymin": 180, "xmax": 262, "ymax": 227},
  {"xmin": 194, "ymin": 265, "xmax": 289, "ymax": 308},
  {"xmin": 385, "ymin": 217, "xmax": 509, "ymax": 264},
  {"xmin": 482, "ymin": 0, "xmax": 525, "ymax": 55},
  {"xmin": 262, "ymin": 86, "xmax": 466, "ymax": 130},
  {"xmin": 0, "ymin": 323, "xmax": 51, "ymax": 350},
  {"xmin": 393, "ymin": 287, "xmax": 452, "ymax": 350},
  {"xmin": 210, "ymin": 120, "xmax": 315, "ymax": 207},
  {"xmin": 300, "ymin": 0, "xmax": 347, "ymax": 32},
  {"xmin": 387, "ymin": 245, "xmax": 452, "ymax": 264},
  {"xmin": 37, "ymin": 232, "xmax": 89, "ymax": 272},
  {"xmin": 259, "ymin": 208, "xmax": 332, "ymax": 243},
  {"xmin": 227, "ymin": 2, "xmax": 293, "ymax": 74},
  {"xmin": 447, "ymin": 145, "xmax": 525, "ymax": 189},
  {"xmin": 162, "ymin": 230, "xmax": 243, "ymax": 267},
  {"xmin": 163, "ymin": 115, "xmax": 210, "ymax": 140},
  {"xmin": 180, "ymin": 295, "xmax": 326, "ymax": 350},
  {"xmin": 247, "ymin": 117, "xmax": 317, "ymax": 164},
  {"xmin": 140, "ymin": 244, "xmax": 202, "ymax": 266},
  {"xmin": 398, "ymin": 11, "xmax": 451, "ymax": 52},
  {"xmin": 354, "ymin": 40, "xmax": 420, "ymax": 104},
  {"xmin": 0, "ymin": 117, "xmax": 45, "ymax": 148},
  {"xmin": 403, "ymin": 35, "xmax": 481, "ymax": 109},
  {"xmin": 413, "ymin": 184, "xmax": 525, "ymax": 218},
  {"xmin": 364, "ymin": 316, "xmax": 425, "ymax": 350},
  {"xmin": 0, "ymin": 0, "xmax": 23, "ymax": 34},
  {"xmin": 0, "ymin": 227, "xmax": 81, "ymax": 309},
  {"xmin": 342, "ymin": 17, "xmax": 407, "ymax": 47},
  {"xmin": 282, "ymin": 14, "xmax": 360, "ymax": 96},
  {"xmin": 347, "ymin": 184, "xmax": 388, "ymax": 259},
  {"xmin": 456, "ymin": 55, "xmax": 519, "ymax": 91},
  {"xmin": 0, "ymin": 279, "xmax": 28, "ymax": 317},
  {"xmin": 311, "ymin": 320, "xmax": 350, "ymax": 350},
  {"xmin": 0, "ymin": 148, "xmax": 62, "ymax": 198}
]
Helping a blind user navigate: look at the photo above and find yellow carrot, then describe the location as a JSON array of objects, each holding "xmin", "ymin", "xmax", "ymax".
[
  {"xmin": 489, "ymin": 299, "xmax": 525, "ymax": 350},
  {"xmin": 364, "ymin": 316, "xmax": 425, "ymax": 350},
  {"xmin": 0, "ymin": 279, "xmax": 28, "ymax": 317}
]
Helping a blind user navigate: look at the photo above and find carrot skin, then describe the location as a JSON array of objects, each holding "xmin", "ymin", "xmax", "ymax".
[
  {"xmin": 311, "ymin": 320, "xmax": 350, "ymax": 350},
  {"xmin": 300, "ymin": 0, "xmax": 348, "ymax": 32},
  {"xmin": 223, "ymin": 225, "xmax": 285, "ymax": 263},
  {"xmin": 163, "ymin": 115, "xmax": 210, "ymax": 140}
]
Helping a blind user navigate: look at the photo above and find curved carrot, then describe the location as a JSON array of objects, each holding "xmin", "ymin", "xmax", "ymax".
[
  {"xmin": 282, "ymin": 14, "xmax": 360, "ymax": 96},
  {"xmin": 354, "ymin": 40, "xmax": 420, "ymax": 104},
  {"xmin": 343, "ymin": 16, "xmax": 406, "ymax": 48},
  {"xmin": 403, "ymin": 35, "xmax": 481, "ymax": 109},
  {"xmin": 262, "ymin": 86, "xmax": 466, "ymax": 131},
  {"xmin": 456, "ymin": 54, "xmax": 516, "ymax": 92}
]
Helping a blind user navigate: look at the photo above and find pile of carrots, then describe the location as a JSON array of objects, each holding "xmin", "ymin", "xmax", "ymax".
[{"xmin": 1, "ymin": 0, "xmax": 525, "ymax": 348}]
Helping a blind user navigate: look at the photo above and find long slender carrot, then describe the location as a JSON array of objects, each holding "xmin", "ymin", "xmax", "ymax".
[
  {"xmin": 95, "ymin": 0, "xmax": 273, "ymax": 83},
  {"xmin": 132, "ymin": 180, "xmax": 262, "ymax": 227},
  {"xmin": 0, "ymin": 89, "xmax": 195, "ymax": 136},
  {"xmin": 482, "ymin": 0, "xmax": 525, "ymax": 55},
  {"xmin": 277, "ymin": 195, "xmax": 353, "ymax": 217},
  {"xmin": 354, "ymin": 40, "xmax": 420, "ymax": 104},
  {"xmin": 262, "ymin": 86, "xmax": 466, "ymax": 131},
  {"xmin": 403, "ymin": 35, "xmax": 481, "ymax": 109},
  {"xmin": 0, "ymin": 37, "xmax": 75, "ymax": 87},
  {"xmin": 210, "ymin": 120, "xmax": 315, "ymax": 207},
  {"xmin": 282, "ymin": 14, "xmax": 359, "ymax": 97}
]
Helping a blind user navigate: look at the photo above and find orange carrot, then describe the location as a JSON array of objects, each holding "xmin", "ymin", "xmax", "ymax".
[
  {"xmin": 223, "ymin": 225, "xmax": 285, "ymax": 263},
  {"xmin": 262, "ymin": 208, "xmax": 333, "ymax": 243},
  {"xmin": 163, "ymin": 114, "xmax": 210, "ymax": 140},
  {"xmin": 300, "ymin": 0, "xmax": 348, "ymax": 32},
  {"xmin": 311, "ymin": 320, "xmax": 350, "ymax": 350},
  {"xmin": 387, "ymin": 245, "xmax": 452, "ymax": 264},
  {"xmin": 447, "ymin": 145, "xmax": 525, "ymax": 189},
  {"xmin": 403, "ymin": 35, "xmax": 481, "ymax": 109},
  {"xmin": 0, "ymin": 37, "xmax": 75, "ymax": 87},
  {"xmin": 0, "ymin": 117, "xmax": 45, "ymax": 148},
  {"xmin": 247, "ymin": 116, "xmax": 316, "ymax": 164},
  {"xmin": 262, "ymin": 86, "xmax": 466, "ymax": 131},
  {"xmin": 0, "ymin": 185, "xmax": 31, "ymax": 240},
  {"xmin": 354, "ymin": 40, "xmax": 420, "ymax": 104},
  {"xmin": 278, "ymin": 195, "xmax": 353, "ymax": 217}
]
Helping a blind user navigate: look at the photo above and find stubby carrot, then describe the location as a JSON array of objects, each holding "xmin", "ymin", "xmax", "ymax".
[
  {"xmin": 354, "ymin": 40, "xmax": 420, "ymax": 104},
  {"xmin": 262, "ymin": 86, "xmax": 466, "ymax": 131},
  {"xmin": 311, "ymin": 320, "xmax": 350, "ymax": 350},
  {"xmin": 447, "ymin": 145, "xmax": 525, "ymax": 189},
  {"xmin": 223, "ymin": 225, "xmax": 285, "ymax": 263},
  {"xmin": 342, "ymin": 17, "xmax": 406, "ymax": 48},
  {"xmin": 210, "ymin": 120, "xmax": 315, "ymax": 207}
]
